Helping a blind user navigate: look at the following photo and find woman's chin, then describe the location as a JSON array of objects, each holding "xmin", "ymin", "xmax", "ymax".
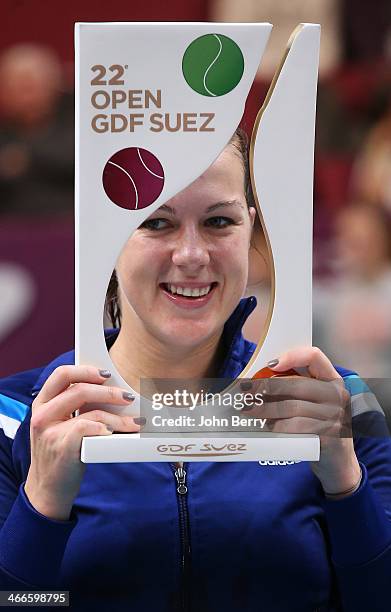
[{"xmin": 155, "ymin": 320, "xmax": 219, "ymax": 350}]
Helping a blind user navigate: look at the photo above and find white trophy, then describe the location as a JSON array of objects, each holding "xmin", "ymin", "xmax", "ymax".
[{"xmin": 75, "ymin": 22, "xmax": 321, "ymax": 462}]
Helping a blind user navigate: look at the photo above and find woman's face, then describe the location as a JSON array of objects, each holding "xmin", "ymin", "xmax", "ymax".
[
  {"xmin": 116, "ymin": 145, "xmax": 255, "ymax": 349},
  {"xmin": 336, "ymin": 206, "xmax": 390, "ymax": 275}
]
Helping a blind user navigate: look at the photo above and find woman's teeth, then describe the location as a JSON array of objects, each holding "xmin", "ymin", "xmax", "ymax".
[{"xmin": 165, "ymin": 284, "xmax": 212, "ymax": 297}]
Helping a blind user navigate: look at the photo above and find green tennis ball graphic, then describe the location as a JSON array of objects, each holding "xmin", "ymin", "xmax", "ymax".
[{"xmin": 182, "ymin": 33, "xmax": 244, "ymax": 97}]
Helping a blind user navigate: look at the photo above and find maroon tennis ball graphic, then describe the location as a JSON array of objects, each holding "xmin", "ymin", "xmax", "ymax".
[{"xmin": 102, "ymin": 147, "xmax": 165, "ymax": 210}]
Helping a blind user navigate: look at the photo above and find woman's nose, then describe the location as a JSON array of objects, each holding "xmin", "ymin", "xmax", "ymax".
[{"xmin": 171, "ymin": 228, "xmax": 210, "ymax": 270}]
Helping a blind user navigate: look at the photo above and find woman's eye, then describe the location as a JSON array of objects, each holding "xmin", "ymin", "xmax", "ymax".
[
  {"xmin": 205, "ymin": 216, "xmax": 235, "ymax": 228},
  {"xmin": 139, "ymin": 218, "xmax": 170, "ymax": 231}
]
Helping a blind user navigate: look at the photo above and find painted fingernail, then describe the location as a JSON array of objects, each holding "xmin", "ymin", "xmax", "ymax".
[
  {"xmin": 133, "ymin": 417, "xmax": 146, "ymax": 426},
  {"xmin": 106, "ymin": 425, "xmax": 114, "ymax": 433},
  {"xmin": 267, "ymin": 359, "xmax": 279, "ymax": 368},
  {"xmin": 122, "ymin": 392, "xmax": 135, "ymax": 401},
  {"xmin": 99, "ymin": 369, "xmax": 112, "ymax": 378}
]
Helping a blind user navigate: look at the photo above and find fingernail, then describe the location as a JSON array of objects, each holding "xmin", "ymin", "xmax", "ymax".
[
  {"xmin": 267, "ymin": 359, "xmax": 279, "ymax": 368},
  {"xmin": 122, "ymin": 392, "xmax": 135, "ymax": 401},
  {"xmin": 106, "ymin": 425, "xmax": 114, "ymax": 433},
  {"xmin": 134, "ymin": 417, "xmax": 146, "ymax": 426},
  {"xmin": 99, "ymin": 369, "xmax": 112, "ymax": 378}
]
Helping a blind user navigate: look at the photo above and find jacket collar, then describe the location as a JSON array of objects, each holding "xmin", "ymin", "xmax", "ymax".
[
  {"xmin": 217, "ymin": 296, "xmax": 257, "ymax": 378},
  {"xmin": 32, "ymin": 296, "xmax": 257, "ymax": 395}
]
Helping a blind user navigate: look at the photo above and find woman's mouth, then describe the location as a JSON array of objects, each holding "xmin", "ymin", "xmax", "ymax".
[{"xmin": 159, "ymin": 282, "xmax": 218, "ymax": 309}]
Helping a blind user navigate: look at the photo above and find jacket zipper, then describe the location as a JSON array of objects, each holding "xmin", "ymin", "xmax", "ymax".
[{"xmin": 172, "ymin": 463, "xmax": 190, "ymax": 612}]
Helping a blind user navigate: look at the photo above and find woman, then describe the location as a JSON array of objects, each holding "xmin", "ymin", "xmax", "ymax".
[{"xmin": 0, "ymin": 129, "xmax": 390, "ymax": 612}]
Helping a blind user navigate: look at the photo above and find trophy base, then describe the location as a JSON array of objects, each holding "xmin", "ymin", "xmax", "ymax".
[{"xmin": 81, "ymin": 433, "xmax": 320, "ymax": 463}]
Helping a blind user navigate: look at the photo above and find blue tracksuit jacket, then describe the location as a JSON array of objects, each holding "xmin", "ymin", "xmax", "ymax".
[{"xmin": 0, "ymin": 297, "xmax": 390, "ymax": 611}]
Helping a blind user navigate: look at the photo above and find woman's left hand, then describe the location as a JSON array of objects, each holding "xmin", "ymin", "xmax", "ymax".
[{"xmin": 247, "ymin": 347, "xmax": 362, "ymax": 497}]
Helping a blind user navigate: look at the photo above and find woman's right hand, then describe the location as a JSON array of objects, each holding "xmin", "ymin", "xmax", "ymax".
[{"xmin": 24, "ymin": 365, "xmax": 140, "ymax": 521}]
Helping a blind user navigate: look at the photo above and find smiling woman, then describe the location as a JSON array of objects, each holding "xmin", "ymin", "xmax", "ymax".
[
  {"xmin": 0, "ymin": 127, "xmax": 391, "ymax": 612},
  {"xmin": 105, "ymin": 128, "xmax": 255, "ymax": 318},
  {"xmin": 106, "ymin": 127, "xmax": 259, "ymax": 391}
]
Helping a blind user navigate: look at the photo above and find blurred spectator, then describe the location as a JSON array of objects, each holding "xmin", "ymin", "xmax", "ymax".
[
  {"xmin": 342, "ymin": 0, "xmax": 391, "ymax": 62},
  {"xmin": 0, "ymin": 43, "xmax": 74, "ymax": 215},
  {"xmin": 313, "ymin": 203, "xmax": 391, "ymax": 377},
  {"xmin": 350, "ymin": 86, "xmax": 391, "ymax": 210},
  {"xmin": 210, "ymin": 0, "xmax": 342, "ymax": 79}
]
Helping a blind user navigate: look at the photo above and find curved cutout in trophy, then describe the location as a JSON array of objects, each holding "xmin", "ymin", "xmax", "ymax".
[{"xmin": 75, "ymin": 22, "xmax": 320, "ymax": 463}]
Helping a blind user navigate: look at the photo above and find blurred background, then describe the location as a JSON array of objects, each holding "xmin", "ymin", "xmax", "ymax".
[{"xmin": 0, "ymin": 0, "xmax": 390, "ymax": 379}]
